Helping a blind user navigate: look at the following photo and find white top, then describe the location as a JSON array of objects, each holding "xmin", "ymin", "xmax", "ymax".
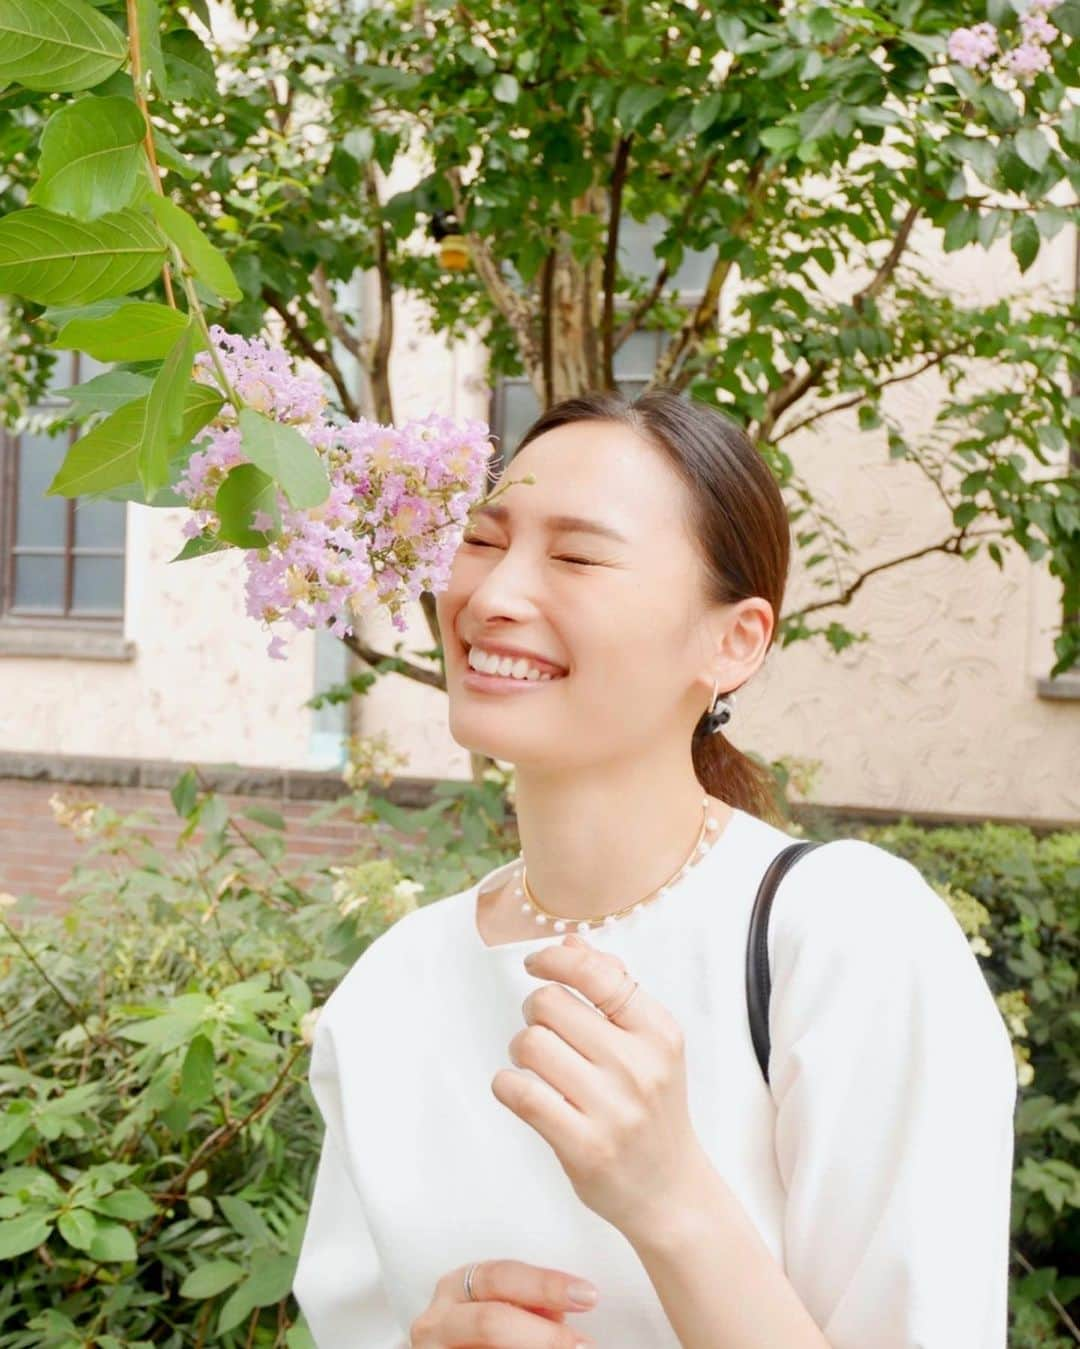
[{"xmin": 293, "ymin": 805, "xmax": 1018, "ymax": 1348}]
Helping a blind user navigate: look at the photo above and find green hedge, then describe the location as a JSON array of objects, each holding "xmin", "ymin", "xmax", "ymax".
[{"xmin": 0, "ymin": 778, "xmax": 1076, "ymax": 1344}]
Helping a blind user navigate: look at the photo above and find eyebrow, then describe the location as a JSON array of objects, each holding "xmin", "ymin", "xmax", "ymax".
[{"xmin": 471, "ymin": 503, "xmax": 631, "ymax": 545}]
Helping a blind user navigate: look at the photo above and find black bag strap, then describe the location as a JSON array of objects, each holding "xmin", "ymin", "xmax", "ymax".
[{"xmin": 745, "ymin": 840, "xmax": 824, "ymax": 1086}]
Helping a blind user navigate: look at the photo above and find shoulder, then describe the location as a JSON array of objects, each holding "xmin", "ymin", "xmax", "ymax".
[{"xmin": 766, "ymin": 835, "xmax": 960, "ymax": 958}]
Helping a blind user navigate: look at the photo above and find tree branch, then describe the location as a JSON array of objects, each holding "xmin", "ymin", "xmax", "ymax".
[
  {"xmin": 788, "ymin": 526, "xmax": 1002, "ymax": 621},
  {"xmin": 364, "ymin": 160, "xmax": 396, "ymax": 423},
  {"xmin": 649, "ymin": 162, "xmax": 770, "ymax": 390},
  {"xmin": 775, "ymin": 349, "xmax": 958, "ymax": 441},
  {"xmin": 312, "ymin": 263, "xmax": 365, "ymax": 364},
  {"xmin": 755, "ymin": 202, "xmax": 923, "ymax": 440},
  {"xmin": 446, "ymin": 165, "xmax": 543, "ymax": 380},
  {"xmin": 602, "ymin": 135, "xmax": 634, "ymax": 386},
  {"xmin": 853, "ymin": 202, "xmax": 920, "ymax": 313},
  {"xmin": 613, "ymin": 149, "xmax": 720, "ymax": 352},
  {"xmin": 340, "ymin": 631, "xmax": 447, "ymax": 690}
]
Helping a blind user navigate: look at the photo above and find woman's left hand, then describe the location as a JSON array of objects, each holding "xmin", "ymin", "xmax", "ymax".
[{"xmin": 491, "ymin": 932, "xmax": 709, "ymax": 1238}]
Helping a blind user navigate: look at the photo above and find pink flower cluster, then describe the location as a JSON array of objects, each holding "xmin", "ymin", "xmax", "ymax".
[
  {"xmin": 947, "ymin": 0, "xmax": 1061, "ymax": 82},
  {"xmin": 176, "ymin": 327, "xmax": 494, "ymax": 659}
]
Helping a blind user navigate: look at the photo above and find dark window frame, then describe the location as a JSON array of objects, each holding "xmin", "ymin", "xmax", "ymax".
[{"xmin": 0, "ymin": 351, "xmax": 126, "ymax": 629}]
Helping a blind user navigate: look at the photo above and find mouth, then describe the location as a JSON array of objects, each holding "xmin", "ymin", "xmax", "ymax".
[{"xmin": 461, "ymin": 644, "xmax": 570, "ymax": 690}]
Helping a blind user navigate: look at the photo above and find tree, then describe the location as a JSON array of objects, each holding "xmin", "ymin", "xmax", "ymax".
[{"xmin": 0, "ymin": 0, "xmax": 1077, "ymax": 703}]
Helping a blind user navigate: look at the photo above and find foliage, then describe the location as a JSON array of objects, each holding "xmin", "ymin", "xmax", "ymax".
[
  {"xmin": 0, "ymin": 771, "xmax": 517, "ymax": 1344},
  {"xmin": 859, "ymin": 814, "xmax": 1080, "ymax": 1340},
  {"xmin": 1, "ymin": 772, "xmax": 1078, "ymax": 1341},
  {"xmin": 0, "ymin": 0, "xmax": 1077, "ymax": 678}
]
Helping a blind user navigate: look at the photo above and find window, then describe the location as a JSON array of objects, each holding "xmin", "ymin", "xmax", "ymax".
[
  {"xmin": 0, "ymin": 351, "xmax": 127, "ymax": 627},
  {"xmin": 489, "ymin": 215, "xmax": 710, "ymax": 461}
]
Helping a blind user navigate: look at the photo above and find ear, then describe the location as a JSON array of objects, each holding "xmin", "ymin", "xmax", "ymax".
[{"xmin": 699, "ymin": 597, "xmax": 773, "ymax": 696}]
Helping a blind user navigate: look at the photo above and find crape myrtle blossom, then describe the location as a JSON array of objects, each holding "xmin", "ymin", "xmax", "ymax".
[
  {"xmin": 947, "ymin": 21, "xmax": 999, "ymax": 70},
  {"xmin": 947, "ymin": 0, "xmax": 1062, "ymax": 82},
  {"xmin": 175, "ymin": 327, "xmax": 493, "ymax": 659}
]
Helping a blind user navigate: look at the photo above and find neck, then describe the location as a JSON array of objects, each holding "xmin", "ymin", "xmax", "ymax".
[{"xmin": 511, "ymin": 760, "xmax": 731, "ymax": 923}]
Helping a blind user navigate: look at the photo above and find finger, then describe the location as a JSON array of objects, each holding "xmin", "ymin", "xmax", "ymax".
[
  {"xmin": 509, "ymin": 1014, "xmax": 609, "ymax": 1115},
  {"xmin": 492, "ymin": 1061, "xmax": 592, "ymax": 1157},
  {"xmin": 524, "ymin": 936, "xmax": 656, "ymax": 1033},
  {"xmin": 448, "ymin": 1258, "xmax": 599, "ymax": 1314},
  {"xmin": 442, "ymin": 1298, "xmax": 592, "ymax": 1347}
]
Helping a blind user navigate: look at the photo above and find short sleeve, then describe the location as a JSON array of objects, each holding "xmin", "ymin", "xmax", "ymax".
[
  {"xmin": 767, "ymin": 839, "xmax": 1017, "ymax": 1349},
  {"xmin": 293, "ymin": 1014, "xmax": 407, "ymax": 1348}
]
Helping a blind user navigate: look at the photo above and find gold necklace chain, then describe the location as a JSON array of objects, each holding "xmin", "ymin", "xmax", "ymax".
[{"xmin": 516, "ymin": 796, "xmax": 721, "ymax": 935}]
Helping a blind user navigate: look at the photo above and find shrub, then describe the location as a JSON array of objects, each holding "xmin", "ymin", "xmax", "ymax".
[{"xmin": 1, "ymin": 779, "xmax": 1075, "ymax": 1343}]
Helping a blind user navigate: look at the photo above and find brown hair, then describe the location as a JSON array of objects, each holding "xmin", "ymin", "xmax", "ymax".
[{"xmin": 511, "ymin": 389, "xmax": 791, "ymax": 827}]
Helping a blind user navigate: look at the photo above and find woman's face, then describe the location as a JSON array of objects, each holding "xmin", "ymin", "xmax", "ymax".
[{"xmin": 435, "ymin": 418, "xmax": 757, "ymax": 772}]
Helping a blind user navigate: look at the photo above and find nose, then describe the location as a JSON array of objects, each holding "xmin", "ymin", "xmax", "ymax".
[{"xmin": 459, "ymin": 542, "xmax": 543, "ymax": 629}]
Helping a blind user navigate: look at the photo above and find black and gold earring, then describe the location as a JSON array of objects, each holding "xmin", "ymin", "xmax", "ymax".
[{"xmin": 702, "ymin": 677, "xmax": 736, "ymax": 734}]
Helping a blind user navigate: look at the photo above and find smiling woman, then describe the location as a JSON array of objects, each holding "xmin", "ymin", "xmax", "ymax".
[{"xmin": 293, "ymin": 390, "xmax": 1017, "ymax": 1349}]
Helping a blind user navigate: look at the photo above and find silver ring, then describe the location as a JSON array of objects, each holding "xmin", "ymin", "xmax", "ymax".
[{"xmin": 463, "ymin": 1261, "xmax": 481, "ymax": 1301}]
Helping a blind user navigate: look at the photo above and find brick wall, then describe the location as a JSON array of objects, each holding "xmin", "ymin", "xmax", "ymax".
[
  {"xmin": 0, "ymin": 754, "xmax": 447, "ymax": 918},
  {"xmin": 3, "ymin": 751, "xmax": 1070, "ymax": 919}
]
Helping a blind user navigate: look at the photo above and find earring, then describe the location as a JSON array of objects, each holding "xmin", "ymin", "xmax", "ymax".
[{"xmin": 702, "ymin": 677, "xmax": 735, "ymax": 734}]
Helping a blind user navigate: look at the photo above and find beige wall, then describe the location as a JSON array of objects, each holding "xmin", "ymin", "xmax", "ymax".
[{"xmin": 2, "ymin": 503, "xmax": 318, "ymax": 768}]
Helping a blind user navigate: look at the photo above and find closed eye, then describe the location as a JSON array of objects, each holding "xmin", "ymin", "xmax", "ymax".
[{"xmin": 462, "ymin": 537, "xmax": 598, "ymax": 567}]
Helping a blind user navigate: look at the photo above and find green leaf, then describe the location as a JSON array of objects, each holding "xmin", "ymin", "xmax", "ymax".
[
  {"xmin": 0, "ymin": 0, "xmax": 127, "ymax": 93},
  {"xmin": 170, "ymin": 532, "xmax": 232, "ymax": 561},
  {"xmin": 58, "ymin": 1207, "xmax": 98, "ymax": 1251},
  {"xmin": 29, "ymin": 95, "xmax": 147, "ymax": 220},
  {"xmin": 0, "ymin": 208, "xmax": 167, "ymax": 306},
  {"xmin": 87, "ymin": 1221, "xmax": 137, "ymax": 1263},
  {"xmin": 139, "ymin": 321, "xmax": 198, "ymax": 499},
  {"xmin": 244, "ymin": 804, "xmax": 285, "ymax": 830},
  {"xmin": 136, "ymin": 0, "xmax": 169, "ymax": 98},
  {"xmin": 56, "ymin": 370, "xmax": 154, "ymax": 420},
  {"xmin": 214, "ymin": 463, "xmax": 281, "ymax": 547},
  {"xmin": 217, "ymin": 1283, "xmax": 257, "ymax": 1335},
  {"xmin": 179, "ymin": 1035, "xmax": 215, "ymax": 1108},
  {"xmin": 715, "ymin": 15, "xmax": 747, "ymax": 50},
  {"xmin": 760, "ymin": 125, "xmax": 800, "ymax": 152},
  {"xmin": 492, "ymin": 73, "xmax": 519, "ymax": 103},
  {"xmin": 0, "ymin": 1213, "xmax": 52, "ymax": 1259},
  {"xmin": 171, "ymin": 769, "xmax": 198, "ymax": 817},
  {"xmin": 217, "ymin": 1195, "xmax": 273, "ymax": 1245},
  {"xmin": 0, "ymin": 1101, "xmax": 33, "ymax": 1151},
  {"xmin": 1011, "ymin": 213, "xmax": 1039, "ymax": 273},
  {"xmin": 153, "ymin": 128, "xmax": 197, "ymax": 180},
  {"xmin": 238, "ymin": 408, "xmax": 330, "ymax": 508},
  {"xmin": 162, "ymin": 28, "xmax": 217, "ymax": 102},
  {"xmin": 52, "ymin": 301, "xmax": 190, "ymax": 362},
  {"xmin": 180, "ymin": 1259, "xmax": 244, "ymax": 1299},
  {"xmin": 1014, "ymin": 127, "xmax": 1050, "ymax": 173},
  {"xmin": 615, "ymin": 85, "xmax": 667, "ymax": 131},
  {"xmin": 148, "ymin": 195, "xmax": 241, "ymax": 303},
  {"xmin": 91, "ymin": 1188, "xmax": 156, "ymax": 1221},
  {"xmin": 690, "ymin": 92, "xmax": 725, "ymax": 135},
  {"xmin": 243, "ymin": 1253, "xmax": 298, "ymax": 1307},
  {"xmin": 46, "ymin": 380, "xmax": 222, "ymax": 497}
]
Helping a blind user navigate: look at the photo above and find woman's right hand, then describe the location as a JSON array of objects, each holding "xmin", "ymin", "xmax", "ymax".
[{"xmin": 408, "ymin": 1258, "xmax": 599, "ymax": 1347}]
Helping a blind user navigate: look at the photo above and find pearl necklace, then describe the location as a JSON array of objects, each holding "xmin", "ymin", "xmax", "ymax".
[{"xmin": 516, "ymin": 796, "xmax": 722, "ymax": 934}]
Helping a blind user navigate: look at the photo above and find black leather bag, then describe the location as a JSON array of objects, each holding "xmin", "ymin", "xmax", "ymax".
[{"xmin": 745, "ymin": 840, "xmax": 824, "ymax": 1085}]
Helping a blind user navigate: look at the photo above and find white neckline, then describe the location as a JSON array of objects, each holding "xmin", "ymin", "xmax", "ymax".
[{"xmin": 468, "ymin": 805, "xmax": 750, "ymax": 953}]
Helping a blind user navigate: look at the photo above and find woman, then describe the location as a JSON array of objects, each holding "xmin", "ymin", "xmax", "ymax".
[{"xmin": 293, "ymin": 392, "xmax": 1017, "ymax": 1348}]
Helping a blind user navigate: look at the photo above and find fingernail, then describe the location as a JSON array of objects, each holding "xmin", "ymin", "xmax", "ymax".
[{"xmin": 567, "ymin": 1280, "xmax": 598, "ymax": 1307}]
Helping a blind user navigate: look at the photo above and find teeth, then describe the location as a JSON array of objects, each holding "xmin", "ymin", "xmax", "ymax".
[{"xmin": 467, "ymin": 646, "xmax": 565, "ymax": 682}]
